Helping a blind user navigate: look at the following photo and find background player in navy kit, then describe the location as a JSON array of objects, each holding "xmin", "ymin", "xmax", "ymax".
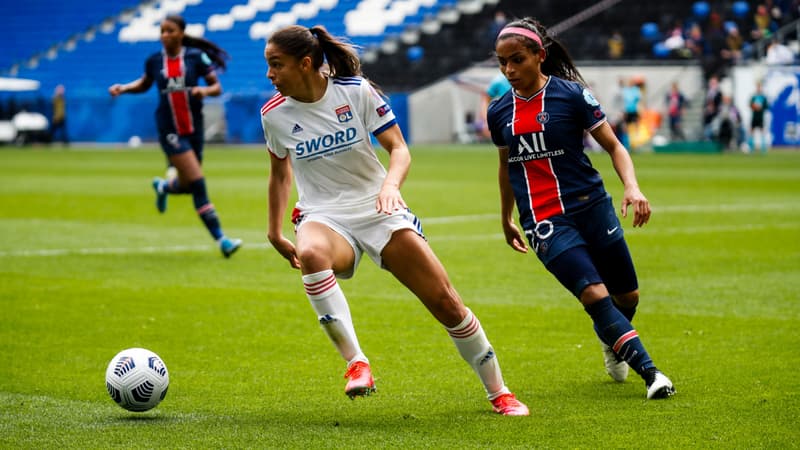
[
  {"xmin": 261, "ymin": 25, "xmax": 528, "ymax": 415},
  {"xmin": 108, "ymin": 15, "xmax": 241, "ymax": 258},
  {"xmin": 749, "ymin": 80, "xmax": 769, "ymax": 153},
  {"xmin": 486, "ymin": 17, "xmax": 675, "ymax": 399}
]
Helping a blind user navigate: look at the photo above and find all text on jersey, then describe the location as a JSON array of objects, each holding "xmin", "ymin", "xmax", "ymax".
[{"xmin": 508, "ymin": 132, "xmax": 566, "ymax": 163}]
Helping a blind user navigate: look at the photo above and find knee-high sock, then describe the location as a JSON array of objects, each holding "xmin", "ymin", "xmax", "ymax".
[
  {"xmin": 446, "ymin": 308, "xmax": 509, "ymax": 400},
  {"xmin": 164, "ymin": 178, "xmax": 190, "ymax": 194},
  {"xmin": 586, "ymin": 296, "xmax": 655, "ymax": 377},
  {"xmin": 594, "ymin": 299, "xmax": 637, "ymax": 344},
  {"xmin": 303, "ymin": 270, "xmax": 366, "ymax": 366},
  {"xmin": 189, "ymin": 178, "xmax": 223, "ymax": 240},
  {"xmin": 615, "ymin": 301, "xmax": 638, "ymax": 322}
]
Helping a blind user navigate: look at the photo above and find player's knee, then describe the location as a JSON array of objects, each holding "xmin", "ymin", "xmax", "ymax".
[
  {"xmin": 578, "ymin": 283, "xmax": 610, "ymax": 305},
  {"xmin": 295, "ymin": 243, "xmax": 333, "ymax": 271},
  {"xmin": 613, "ymin": 290, "xmax": 639, "ymax": 308}
]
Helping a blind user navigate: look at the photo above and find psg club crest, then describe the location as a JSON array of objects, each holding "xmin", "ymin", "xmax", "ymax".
[
  {"xmin": 536, "ymin": 111, "xmax": 549, "ymax": 124},
  {"xmin": 335, "ymin": 105, "xmax": 353, "ymax": 123}
]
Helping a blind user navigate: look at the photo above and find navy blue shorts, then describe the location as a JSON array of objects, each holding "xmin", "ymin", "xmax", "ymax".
[
  {"xmin": 524, "ymin": 196, "xmax": 638, "ymax": 298},
  {"xmin": 158, "ymin": 131, "xmax": 204, "ymax": 162}
]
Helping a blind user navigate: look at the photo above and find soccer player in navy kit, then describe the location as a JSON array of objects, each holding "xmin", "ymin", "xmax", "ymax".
[
  {"xmin": 487, "ymin": 18, "xmax": 675, "ymax": 399},
  {"xmin": 109, "ymin": 15, "xmax": 241, "ymax": 258},
  {"xmin": 261, "ymin": 25, "xmax": 528, "ymax": 415}
]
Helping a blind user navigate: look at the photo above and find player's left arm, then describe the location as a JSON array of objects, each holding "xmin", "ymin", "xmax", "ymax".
[
  {"xmin": 374, "ymin": 124, "xmax": 410, "ymax": 215},
  {"xmin": 591, "ymin": 121, "xmax": 651, "ymax": 227},
  {"xmin": 192, "ymin": 71, "xmax": 222, "ymax": 98}
]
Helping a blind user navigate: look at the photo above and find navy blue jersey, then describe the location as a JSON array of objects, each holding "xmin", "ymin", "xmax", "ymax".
[
  {"xmin": 144, "ymin": 47, "xmax": 214, "ymax": 136},
  {"xmin": 487, "ymin": 76, "xmax": 608, "ymax": 230}
]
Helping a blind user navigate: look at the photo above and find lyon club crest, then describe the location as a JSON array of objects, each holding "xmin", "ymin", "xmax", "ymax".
[{"xmin": 335, "ymin": 105, "xmax": 353, "ymax": 123}]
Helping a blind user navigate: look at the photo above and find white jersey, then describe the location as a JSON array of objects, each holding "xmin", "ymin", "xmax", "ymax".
[{"xmin": 261, "ymin": 76, "xmax": 397, "ymax": 212}]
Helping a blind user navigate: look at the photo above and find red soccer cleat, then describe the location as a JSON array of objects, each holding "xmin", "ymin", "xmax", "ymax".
[
  {"xmin": 344, "ymin": 361, "xmax": 376, "ymax": 399},
  {"xmin": 490, "ymin": 393, "xmax": 530, "ymax": 416}
]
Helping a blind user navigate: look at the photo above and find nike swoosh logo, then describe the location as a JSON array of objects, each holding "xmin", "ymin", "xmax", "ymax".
[
  {"xmin": 506, "ymin": 122, "xmax": 513, "ymax": 127},
  {"xmin": 607, "ymin": 226, "xmax": 619, "ymax": 235}
]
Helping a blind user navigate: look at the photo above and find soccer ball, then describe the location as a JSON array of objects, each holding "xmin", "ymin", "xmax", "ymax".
[
  {"xmin": 127, "ymin": 135, "xmax": 142, "ymax": 148},
  {"xmin": 105, "ymin": 348, "xmax": 169, "ymax": 412}
]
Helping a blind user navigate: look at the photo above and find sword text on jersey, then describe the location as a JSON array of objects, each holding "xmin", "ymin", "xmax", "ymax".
[{"xmin": 295, "ymin": 127, "xmax": 359, "ymax": 159}]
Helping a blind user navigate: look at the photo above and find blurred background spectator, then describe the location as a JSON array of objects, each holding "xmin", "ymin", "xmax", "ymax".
[
  {"xmin": 765, "ymin": 37, "xmax": 795, "ymax": 64},
  {"xmin": 608, "ymin": 30, "xmax": 626, "ymax": 59}
]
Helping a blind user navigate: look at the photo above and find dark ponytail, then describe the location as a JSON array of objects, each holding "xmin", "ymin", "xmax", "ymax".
[
  {"xmin": 269, "ymin": 25, "xmax": 361, "ymax": 78},
  {"xmin": 498, "ymin": 17, "xmax": 586, "ymax": 86},
  {"xmin": 309, "ymin": 26, "xmax": 361, "ymax": 78},
  {"xmin": 165, "ymin": 15, "xmax": 230, "ymax": 71},
  {"xmin": 269, "ymin": 25, "xmax": 388, "ymax": 96}
]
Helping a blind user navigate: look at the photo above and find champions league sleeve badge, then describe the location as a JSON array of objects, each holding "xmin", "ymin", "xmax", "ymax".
[
  {"xmin": 376, "ymin": 104, "xmax": 392, "ymax": 117},
  {"xmin": 582, "ymin": 88, "xmax": 600, "ymax": 107},
  {"xmin": 335, "ymin": 105, "xmax": 353, "ymax": 123}
]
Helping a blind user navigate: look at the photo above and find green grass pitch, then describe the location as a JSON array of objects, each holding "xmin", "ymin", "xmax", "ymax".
[{"xmin": 1, "ymin": 144, "xmax": 798, "ymax": 448}]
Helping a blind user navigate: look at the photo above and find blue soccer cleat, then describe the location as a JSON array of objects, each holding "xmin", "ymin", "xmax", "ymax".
[
  {"xmin": 219, "ymin": 237, "xmax": 242, "ymax": 258},
  {"xmin": 152, "ymin": 177, "xmax": 168, "ymax": 214}
]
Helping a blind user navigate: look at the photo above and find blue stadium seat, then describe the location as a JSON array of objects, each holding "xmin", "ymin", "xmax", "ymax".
[{"xmin": 4, "ymin": 0, "xmax": 456, "ymax": 97}]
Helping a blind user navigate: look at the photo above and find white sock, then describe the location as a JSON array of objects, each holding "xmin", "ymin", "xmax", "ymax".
[
  {"xmin": 303, "ymin": 270, "xmax": 367, "ymax": 365},
  {"xmin": 446, "ymin": 308, "xmax": 510, "ymax": 400}
]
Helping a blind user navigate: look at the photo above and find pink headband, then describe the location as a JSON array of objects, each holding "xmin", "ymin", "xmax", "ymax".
[{"xmin": 498, "ymin": 27, "xmax": 543, "ymax": 47}]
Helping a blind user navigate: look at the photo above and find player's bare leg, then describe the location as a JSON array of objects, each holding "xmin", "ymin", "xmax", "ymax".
[
  {"xmin": 382, "ymin": 230, "xmax": 528, "ymax": 415},
  {"xmin": 296, "ymin": 222, "xmax": 374, "ymax": 398}
]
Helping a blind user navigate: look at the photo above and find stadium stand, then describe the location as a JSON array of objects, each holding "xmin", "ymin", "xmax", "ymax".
[{"xmin": 0, "ymin": 0, "xmax": 781, "ymax": 144}]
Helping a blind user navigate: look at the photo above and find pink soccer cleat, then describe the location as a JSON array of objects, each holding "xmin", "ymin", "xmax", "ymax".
[
  {"xmin": 344, "ymin": 361, "xmax": 376, "ymax": 399},
  {"xmin": 490, "ymin": 393, "xmax": 530, "ymax": 416}
]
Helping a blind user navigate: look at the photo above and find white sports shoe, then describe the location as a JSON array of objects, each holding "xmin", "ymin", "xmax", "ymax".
[
  {"xmin": 645, "ymin": 370, "xmax": 676, "ymax": 399},
  {"xmin": 600, "ymin": 340, "xmax": 629, "ymax": 382}
]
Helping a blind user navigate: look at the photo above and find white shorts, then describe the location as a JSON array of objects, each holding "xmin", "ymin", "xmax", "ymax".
[{"xmin": 294, "ymin": 204, "xmax": 425, "ymax": 279}]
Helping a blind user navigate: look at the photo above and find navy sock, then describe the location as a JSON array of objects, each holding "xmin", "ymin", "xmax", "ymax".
[
  {"xmin": 585, "ymin": 296, "xmax": 655, "ymax": 377},
  {"xmin": 615, "ymin": 301, "xmax": 637, "ymax": 322},
  {"xmin": 190, "ymin": 178, "xmax": 223, "ymax": 240},
  {"xmin": 165, "ymin": 178, "xmax": 190, "ymax": 194},
  {"xmin": 594, "ymin": 300, "xmax": 638, "ymax": 338}
]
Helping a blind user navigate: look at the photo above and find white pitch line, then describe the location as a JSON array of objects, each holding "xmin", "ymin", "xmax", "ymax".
[
  {"xmin": 0, "ymin": 243, "xmax": 272, "ymax": 258},
  {"xmin": 430, "ymin": 222, "xmax": 799, "ymax": 241},
  {"xmin": 654, "ymin": 203, "xmax": 800, "ymax": 213},
  {"xmin": 1, "ymin": 203, "xmax": 798, "ymax": 258},
  {"xmin": 421, "ymin": 203, "xmax": 799, "ymax": 224},
  {"xmin": 424, "ymin": 214, "xmax": 496, "ymax": 224}
]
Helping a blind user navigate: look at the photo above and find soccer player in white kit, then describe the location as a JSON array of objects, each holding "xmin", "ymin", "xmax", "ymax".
[{"xmin": 260, "ymin": 25, "xmax": 528, "ymax": 416}]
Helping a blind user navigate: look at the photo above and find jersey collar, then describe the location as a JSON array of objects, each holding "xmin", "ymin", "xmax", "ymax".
[{"xmin": 513, "ymin": 76, "xmax": 551, "ymax": 102}]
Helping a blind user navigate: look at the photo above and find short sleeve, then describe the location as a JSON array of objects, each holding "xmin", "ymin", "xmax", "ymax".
[
  {"xmin": 578, "ymin": 85, "xmax": 606, "ymax": 131},
  {"xmin": 261, "ymin": 112, "xmax": 287, "ymax": 159},
  {"xmin": 261, "ymin": 109, "xmax": 288, "ymax": 159},
  {"xmin": 144, "ymin": 54, "xmax": 157, "ymax": 80},
  {"xmin": 486, "ymin": 97, "xmax": 506, "ymax": 147},
  {"xmin": 199, "ymin": 51, "xmax": 214, "ymax": 75},
  {"xmin": 360, "ymin": 81, "xmax": 397, "ymax": 136}
]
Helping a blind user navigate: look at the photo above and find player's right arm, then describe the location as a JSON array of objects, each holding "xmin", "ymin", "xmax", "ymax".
[
  {"xmin": 487, "ymin": 96, "xmax": 527, "ymax": 254},
  {"xmin": 267, "ymin": 151, "xmax": 300, "ymax": 269},
  {"xmin": 108, "ymin": 74, "xmax": 154, "ymax": 96},
  {"xmin": 497, "ymin": 146, "xmax": 527, "ymax": 254}
]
